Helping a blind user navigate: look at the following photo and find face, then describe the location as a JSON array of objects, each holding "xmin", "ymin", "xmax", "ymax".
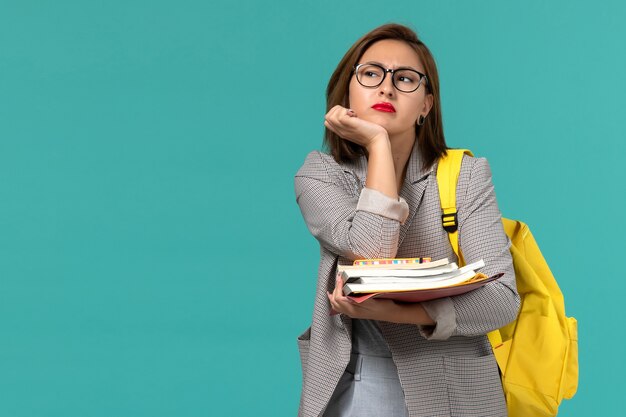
[{"xmin": 348, "ymin": 39, "xmax": 433, "ymax": 141}]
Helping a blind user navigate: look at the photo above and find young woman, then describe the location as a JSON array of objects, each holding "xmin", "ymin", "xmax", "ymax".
[{"xmin": 294, "ymin": 23, "xmax": 519, "ymax": 417}]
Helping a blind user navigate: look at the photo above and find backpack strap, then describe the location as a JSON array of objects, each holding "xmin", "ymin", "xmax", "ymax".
[
  {"xmin": 436, "ymin": 149, "xmax": 504, "ymax": 352},
  {"xmin": 436, "ymin": 149, "xmax": 473, "ymax": 267}
]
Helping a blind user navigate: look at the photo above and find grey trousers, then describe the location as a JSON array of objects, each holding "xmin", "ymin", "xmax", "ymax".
[{"xmin": 323, "ymin": 354, "xmax": 409, "ymax": 417}]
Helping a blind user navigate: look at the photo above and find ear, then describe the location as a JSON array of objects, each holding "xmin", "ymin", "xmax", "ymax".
[{"xmin": 422, "ymin": 93, "xmax": 434, "ymax": 117}]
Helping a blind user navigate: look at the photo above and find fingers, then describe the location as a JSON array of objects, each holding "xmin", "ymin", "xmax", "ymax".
[
  {"xmin": 324, "ymin": 105, "xmax": 388, "ymax": 149},
  {"xmin": 326, "ymin": 105, "xmax": 355, "ymax": 119},
  {"xmin": 334, "ymin": 276, "xmax": 356, "ymax": 304},
  {"xmin": 327, "ymin": 276, "xmax": 394, "ymax": 320},
  {"xmin": 328, "ymin": 275, "xmax": 359, "ymax": 316},
  {"xmin": 334, "ymin": 275, "xmax": 344, "ymax": 298},
  {"xmin": 324, "ymin": 106, "xmax": 358, "ymax": 136}
]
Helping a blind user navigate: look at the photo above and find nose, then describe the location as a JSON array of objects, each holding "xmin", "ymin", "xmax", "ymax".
[{"xmin": 378, "ymin": 72, "xmax": 395, "ymax": 98}]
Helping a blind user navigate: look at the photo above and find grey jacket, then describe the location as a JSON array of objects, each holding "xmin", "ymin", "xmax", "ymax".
[{"xmin": 294, "ymin": 144, "xmax": 520, "ymax": 417}]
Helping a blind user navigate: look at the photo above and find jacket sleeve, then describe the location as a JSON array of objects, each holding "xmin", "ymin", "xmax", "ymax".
[
  {"xmin": 294, "ymin": 151, "xmax": 409, "ymax": 260},
  {"xmin": 419, "ymin": 157, "xmax": 520, "ymax": 340}
]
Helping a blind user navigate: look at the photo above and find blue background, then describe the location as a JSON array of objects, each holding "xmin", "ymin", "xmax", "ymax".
[{"xmin": 1, "ymin": 0, "xmax": 624, "ymax": 416}]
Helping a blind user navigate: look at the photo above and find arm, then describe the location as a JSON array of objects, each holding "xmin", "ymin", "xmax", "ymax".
[
  {"xmin": 418, "ymin": 157, "xmax": 520, "ymax": 340},
  {"xmin": 299, "ymin": 105, "xmax": 429, "ymax": 321},
  {"xmin": 295, "ymin": 105, "xmax": 409, "ymax": 260},
  {"xmin": 324, "ymin": 105, "xmax": 399, "ymax": 199},
  {"xmin": 295, "ymin": 151, "xmax": 408, "ymax": 260}
]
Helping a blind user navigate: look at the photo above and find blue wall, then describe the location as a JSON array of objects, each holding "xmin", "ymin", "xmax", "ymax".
[{"xmin": 1, "ymin": 1, "xmax": 624, "ymax": 415}]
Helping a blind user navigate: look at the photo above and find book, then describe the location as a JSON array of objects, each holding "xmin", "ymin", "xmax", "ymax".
[
  {"xmin": 346, "ymin": 273, "xmax": 503, "ymax": 303},
  {"xmin": 349, "ymin": 267, "xmax": 476, "ymax": 285},
  {"xmin": 339, "ymin": 257, "xmax": 447, "ymax": 272},
  {"xmin": 342, "ymin": 260, "xmax": 486, "ymax": 295},
  {"xmin": 340, "ymin": 262, "xmax": 459, "ymax": 281},
  {"xmin": 328, "ymin": 257, "xmax": 503, "ymax": 315},
  {"xmin": 351, "ymin": 257, "xmax": 432, "ymax": 267}
]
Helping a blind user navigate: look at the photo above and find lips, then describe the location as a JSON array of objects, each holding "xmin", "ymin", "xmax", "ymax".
[{"xmin": 371, "ymin": 102, "xmax": 396, "ymax": 113}]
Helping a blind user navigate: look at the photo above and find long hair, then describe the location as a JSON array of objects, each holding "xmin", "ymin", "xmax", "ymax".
[{"xmin": 324, "ymin": 23, "xmax": 447, "ymax": 170}]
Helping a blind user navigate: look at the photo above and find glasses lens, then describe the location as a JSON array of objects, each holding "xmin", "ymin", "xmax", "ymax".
[
  {"xmin": 393, "ymin": 69, "xmax": 422, "ymax": 92},
  {"xmin": 356, "ymin": 64, "xmax": 385, "ymax": 87}
]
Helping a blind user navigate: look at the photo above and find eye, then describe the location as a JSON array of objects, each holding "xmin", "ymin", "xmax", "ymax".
[
  {"xmin": 395, "ymin": 70, "xmax": 418, "ymax": 85},
  {"xmin": 358, "ymin": 64, "xmax": 384, "ymax": 78}
]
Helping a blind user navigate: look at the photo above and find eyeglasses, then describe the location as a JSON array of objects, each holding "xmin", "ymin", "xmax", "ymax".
[{"xmin": 353, "ymin": 63, "xmax": 428, "ymax": 93}]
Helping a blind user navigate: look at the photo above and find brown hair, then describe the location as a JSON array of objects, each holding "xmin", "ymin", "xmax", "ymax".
[{"xmin": 324, "ymin": 23, "xmax": 447, "ymax": 170}]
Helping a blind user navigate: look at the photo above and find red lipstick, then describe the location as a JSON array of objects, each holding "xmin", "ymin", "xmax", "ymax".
[{"xmin": 371, "ymin": 102, "xmax": 396, "ymax": 113}]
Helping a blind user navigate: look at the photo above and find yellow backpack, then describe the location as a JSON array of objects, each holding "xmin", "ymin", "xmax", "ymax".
[{"xmin": 437, "ymin": 149, "xmax": 579, "ymax": 417}]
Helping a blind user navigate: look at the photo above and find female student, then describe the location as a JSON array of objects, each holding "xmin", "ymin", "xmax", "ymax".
[{"xmin": 294, "ymin": 23, "xmax": 520, "ymax": 417}]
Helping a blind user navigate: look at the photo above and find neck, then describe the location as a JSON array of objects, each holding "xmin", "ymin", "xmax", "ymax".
[{"xmin": 389, "ymin": 131, "xmax": 416, "ymax": 192}]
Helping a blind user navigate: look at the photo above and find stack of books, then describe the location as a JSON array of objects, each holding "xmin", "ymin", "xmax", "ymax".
[{"xmin": 338, "ymin": 257, "xmax": 501, "ymax": 303}]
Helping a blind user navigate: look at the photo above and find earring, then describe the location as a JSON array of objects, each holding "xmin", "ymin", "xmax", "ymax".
[{"xmin": 416, "ymin": 115, "xmax": 426, "ymax": 126}]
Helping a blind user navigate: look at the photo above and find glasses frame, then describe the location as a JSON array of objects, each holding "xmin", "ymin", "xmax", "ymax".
[{"xmin": 353, "ymin": 63, "xmax": 428, "ymax": 93}]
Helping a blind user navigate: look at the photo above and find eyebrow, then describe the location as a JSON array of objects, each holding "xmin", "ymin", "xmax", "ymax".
[{"xmin": 364, "ymin": 60, "xmax": 422, "ymax": 72}]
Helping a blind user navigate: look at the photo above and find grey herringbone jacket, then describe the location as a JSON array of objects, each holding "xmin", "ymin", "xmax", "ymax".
[{"xmin": 294, "ymin": 145, "xmax": 520, "ymax": 417}]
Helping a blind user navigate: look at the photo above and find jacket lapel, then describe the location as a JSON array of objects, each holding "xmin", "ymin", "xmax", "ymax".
[{"xmin": 398, "ymin": 144, "xmax": 433, "ymax": 247}]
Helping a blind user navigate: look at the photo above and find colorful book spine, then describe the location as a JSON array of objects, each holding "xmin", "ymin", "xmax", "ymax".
[{"xmin": 352, "ymin": 257, "xmax": 431, "ymax": 266}]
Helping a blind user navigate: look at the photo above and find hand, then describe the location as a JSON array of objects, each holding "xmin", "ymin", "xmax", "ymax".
[
  {"xmin": 324, "ymin": 105, "xmax": 389, "ymax": 150},
  {"xmin": 327, "ymin": 276, "xmax": 398, "ymax": 321},
  {"xmin": 328, "ymin": 275, "xmax": 437, "ymax": 325}
]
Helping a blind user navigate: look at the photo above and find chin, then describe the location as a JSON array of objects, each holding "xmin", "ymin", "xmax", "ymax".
[{"xmin": 366, "ymin": 114, "xmax": 396, "ymax": 128}]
